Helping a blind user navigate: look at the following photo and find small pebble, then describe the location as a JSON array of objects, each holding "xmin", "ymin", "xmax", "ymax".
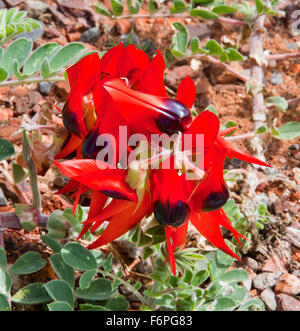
[
  {"xmin": 38, "ymin": 81, "xmax": 53, "ymax": 95},
  {"xmin": 80, "ymin": 27, "xmax": 101, "ymax": 43},
  {"xmin": 270, "ymin": 71, "xmax": 283, "ymax": 85}
]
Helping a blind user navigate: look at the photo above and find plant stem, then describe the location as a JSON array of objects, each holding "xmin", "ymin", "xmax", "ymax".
[
  {"xmin": 114, "ymin": 13, "xmax": 247, "ymax": 26},
  {"xmin": 225, "ymin": 132, "xmax": 255, "ymax": 141},
  {"xmin": 0, "ymin": 76, "xmax": 65, "ymax": 88},
  {"xmin": 194, "ymin": 54, "xmax": 249, "ymax": 83},
  {"xmin": 100, "ymin": 269, "xmax": 148, "ymax": 306},
  {"xmin": 249, "ymin": 14, "xmax": 266, "ymax": 160},
  {"xmin": 267, "ymin": 53, "xmax": 300, "ymax": 61}
]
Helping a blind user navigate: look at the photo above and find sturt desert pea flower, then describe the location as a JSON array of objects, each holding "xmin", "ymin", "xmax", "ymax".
[
  {"xmin": 56, "ymin": 42, "xmax": 174, "ymax": 160},
  {"xmin": 54, "ymin": 50, "xmax": 270, "ymax": 275}
]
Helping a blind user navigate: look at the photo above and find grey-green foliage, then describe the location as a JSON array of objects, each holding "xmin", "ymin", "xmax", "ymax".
[
  {"xmin": 142, "ymin": 244, "xmax": 265, "ymax": 311},
  {"xmin": 0, "ymin": 7, "xmax": 41, "ymax": 46},
  {"xmin": 0, "ymin": 7, "xmax": 87, "ymax": 84},
  {"xmin": 0, "ymin": 242, "xmax": 129, "ymax": 311}
]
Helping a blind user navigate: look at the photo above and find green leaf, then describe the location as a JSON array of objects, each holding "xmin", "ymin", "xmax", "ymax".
[
  {"xmin": 154, "ymin": 294, "xmax": 175, "ymax": 309},
  {"xmin": 49, "ymin": 43, "xmax": 86, "ymax": 73},
  {"xmin": 12, "ymin": 283, "xmax": 52, "ymax": 304},
  {"xmin": 103, "ymin": 253, "xmax": 113, "ymax": 272},
  {"xmin": 255, "ymin": 0, "xmax": 264, "ymax": 13},
  {"xmin": 111, "ymin": 0, "xmax": 124, "ymax": 17},
  {"xmin": 190, "ymin": 9, "xmax": 219, "ymax": 19},
  {"xmin": 43, "ymin": 280, "xmax": 74, "ymax": 307},
  {"xmin": 49, "ymin": 253, "xmax": 75, "ymax": 288},
  {"xmin": 190, "ymin": 37, "xmax": 201, "ymax": 53},
  {"xmin": 220, "ymin": 269, "xmax": 249, "ymax": 283},
  {"xmin": 75, "ymin": 278, "xmax": 116, "ymax": 301},
  {"xmin": 138, "ymin": 231, "xmax": 152, "ymax": 246},
  {"xmin": 171, "ymin": 22, "xmax": 189, "ymax": 57},
  {"xmin": 46, "ymin": 210, "xmax": 68, "ymax": 239},
  {"xmin": 170, "ymin": 0, "xmax": 190, "ymax": 14},
  {"xmin": 12, "ymin": 161, "xmax": 27, "ymax": 184},
  {"xmin": 231, "ymin": 285, "xmax": 247, "ymax": 303},
  {"xmin": 238, "ymin": 298, "xmax": 265, "ymax": 311},
  {"xmin": 214, "ymin": 296, "xmax": 237, "ymax": 311},
  {"xmin": 256, "ymin": 125, "xmax": 268, "ymax": 134},
  {"xmin": 79, "ymin": 269, "xmax": 97, "ymax": 289},
  {"xmin": 0, "ymin": 65, "xmax": 7, "ymax": 82},
  {"xmin": 10, "ymin": 252, "xmax": 46, "ymax": 275},
  {"xmin": 47, "ymin": 301, "xmax": 73, "ymax": 311},
  {"xmin": 265, "ymin": 96, "xmax": 288, "ymax": 112},
  {"xmin": 273, "ymin": 122, "xmax": 300, "ymax": 140},
  {"xmin": 0, "ymin": 38, "xmax": 32, "ymax": 77},
  {"xmin": 127, "ymin": 0, "xmax": 142, "ymax": 15},
  {"xmin": 149, "ymin": 0, "xmax": 163, "ymax": 14},
  {"xmin": 0, "ymin": 294, "xmax": 10, "ymax": 311},
  {"xmin": 79, "ymin": 303, "xmax": 107, "ymax": 311},
  {"xmin": 14, "ymin": 203, "xmax": 35, "ymax": 231},
  {"xmin": 204, "ymin": 39, "xmax": 223, "ymax": 55},
  {"xmin": 61, "ymin": 242, "xmax": 98, "ymax": 271},
  {"xmin": 0, "ymin": 246, "xmax": 6, "ymax": 269},
  {"xmin": 41, "ymin": 58, "xmax": 50, "ymax": 78},
  {"xmin": 0, "ymin": 138, "xmax": 14, "ymax": 161},
  {"xmin": 106, "ymin": 295, "xmax": 129, "ymax": 311},
  {"xmin": 63, "ymin": 208, "xmax": 82, "ymax": 233},
  {"xmin": 216, "ymin": 248, "xmax": 235, "ymax": 267},
  {"xmin": 0, "ymin": 269, "xmax": 11, "ymax": 297},
  {"xmin": 226, "ymin": 48, "xmax": 245, "ymax": 61},
  {"xmin": 191, "ymin": 270, "xmax": 209, "ymax": 286},
  {"xmin": 41, "ymin": 235, "xmax": 63, "ymax": 253},
  {"xmin": 23, "ymin": 43, "xmax": 61, "ymax": 76},
  {"xmin": 142, "ymin": 246, "xmax": 154, "ymax": 260},
  {"xmin": 212, "ymin": 5, "xmax": 237, "ymax": 15},
  {"xmin": 94, "ymin": 2, "xmax": 112, "ymax": 17}
]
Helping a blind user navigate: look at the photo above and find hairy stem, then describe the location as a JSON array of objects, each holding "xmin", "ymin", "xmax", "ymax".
[
  {"xmin": 100, "ymin": 269, "xmax": 148, "ymax": 306},
  {"xmin": 114, "ymin": 13, "xmax": 247, "ymax": 26},
  {"xmin": 0, "ymin": 76, "xmax": 65, "ymax": 88},
  {"xmin": 249, "ymin": 14, "xmax": 266, "ymax": 160},
  {"xmin": 267, "ymin": 52, "xmax": 300, "ymax": 61}
]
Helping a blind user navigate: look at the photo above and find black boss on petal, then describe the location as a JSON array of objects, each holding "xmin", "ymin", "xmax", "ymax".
[
  {"xmin": 155, "ymin": 99, "xmax": 192, "ymax": 134},
  {"xmin": 154, "ymin": 200, "xmax": 190, "ymax": 228},
  {"xmin": 62, "ymin": 103, "xmax": 81, "ymax": 138},
  {"xmin": 201, "ymin": 186, "xmax": 230, "ymax": 212}
]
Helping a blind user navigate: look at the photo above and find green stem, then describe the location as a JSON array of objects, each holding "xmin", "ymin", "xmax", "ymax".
[
  {"xmin": 0, "ymin": 76, "xmax": 65, "ymax": 88},
  {"xmin": 22, "ymin": 131, "xmax": 41, "ymax": 221},
  {"xmin": 100, "ymin": 269, "xmax": 148, "ymax": 307}
]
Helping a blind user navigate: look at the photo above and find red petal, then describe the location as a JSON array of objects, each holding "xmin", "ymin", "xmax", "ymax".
[
  {"xmin": 55, "ymin": 134, "xmax": 83, "ymax": 160},
  {"xmin": 116, "ymin": 44, "xmax": 149, "ymax": 79},
  {"xmin": 216, "ymin": 136, "xmax": 270, "ymax": 167},
  {"xmin": 99, "ymin": 42, "xmax": 125, "ymax": 78},
  {"xmin": 63, "ymin": 53, "xmax": 102, "ymax": 137},
  {"xmin": 103, "ymin": 78, "xmax": 191, "ymax": 135},
  {"xmin": 87, "ymin": 190, "xmax": 108, "ymax": 220},
  {"xmin": 177, "ymin": 76, "xmax": 196, "ymax": 109},
  {"xmin": 89, "ymin": 200, "xmax": 134, "ymax": 233},
  {"xmin": 67, "ymin": 53, "xmax": 101, "ymax": 93},
  {"xmin": 55, "ymin": 179, "xmax": 80, "ymax": 195},
  {"xmin": 87, "ymin": 193, "xmax": 150, "ymax": 249},
  {"xmin": 190, "ymin": 213, "xmax": 241, "ymax": 260},
  {"xmin": 185, "ymin": 111, "xmax": 220, "ymax": 147},
  {"xmin": 165, "ymin": 226, "xmax": 177, "ymax": 276},
  {"xmin": 55, "ymin": 160, "xmax": 137, "ymax": 201},
  {"xmin": 134, "ymin": 50, "xmax": 167, "ymax": 97},
  {"xmin": 72, "ymin": 184, "xmax": 88, "ymax": 215}
]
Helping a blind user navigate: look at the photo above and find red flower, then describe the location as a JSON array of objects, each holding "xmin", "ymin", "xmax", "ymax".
[
  {"xmin": 56, "ymin": 43, "xmax": 192, "ymax": 161},
  {"xmin": 55, "ymin": 45, "xmax": 270, "ymax": 276}
]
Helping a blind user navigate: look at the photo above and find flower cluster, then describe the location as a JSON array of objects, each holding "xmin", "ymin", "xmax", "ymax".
[{"xmin": 55, "ymin": 43, "xmax": 269, "ymax": 275}]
